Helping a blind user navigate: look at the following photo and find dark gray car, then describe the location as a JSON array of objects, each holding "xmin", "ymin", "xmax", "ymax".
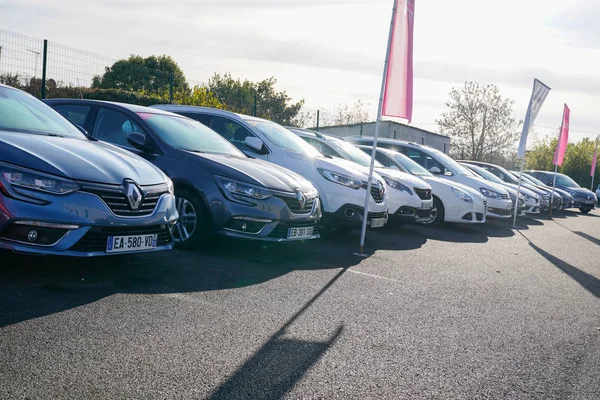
[
  {"xmin": 45, "ymin": 99, "xmax": 322, "ymax": 247},
  {"xmin": 525, "ymin": 170, "xmax": 596, "ymax": 213}
]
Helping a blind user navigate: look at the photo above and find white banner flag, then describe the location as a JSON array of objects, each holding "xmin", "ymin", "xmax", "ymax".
[{"xmin": 516, "ymin": 79, "xmax": 551, "ymax": 159}]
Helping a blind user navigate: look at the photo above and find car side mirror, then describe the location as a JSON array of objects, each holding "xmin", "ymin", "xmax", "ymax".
[
  {"xmin": 127, "ymin": 132, "xmax": 151, "ymax": 152},
  {"xmin": 429, "ymin": 166, "xmax": 442, "ymax": 175},
  {"xmin": 245, "ymin": 136, "xmax": 266, "ymax": 153},
  {"xmin": 444, "ymin": 171, "xmax": 454, "ymax": 176}
]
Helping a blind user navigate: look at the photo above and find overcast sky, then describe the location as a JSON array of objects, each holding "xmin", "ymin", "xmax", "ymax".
[{"xmin": 3, "ymin": 0, "xmax": 600, "ymax": 143}]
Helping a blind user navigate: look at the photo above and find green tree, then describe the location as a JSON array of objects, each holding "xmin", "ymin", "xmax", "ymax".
[
  {"xmin": 206, "ymin": 73, "xmax": 304, "ymax": 126},
  {"xmin": 92, "ymin": 55, "xmax": 189, "ymax": 95},
  {"xmin": 437, "ymin": 82, "xmax": 519, "ymax": 161},
  {"xmin": 173, "ymin": 85, "xmax": 224, "ymax": 109}
]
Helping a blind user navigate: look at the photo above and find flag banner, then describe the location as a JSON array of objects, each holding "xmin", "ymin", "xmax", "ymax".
[
  {"xmin": 381, "ymin": 0, "xmax": 415, "ymax": 122},
  {"xmin": 591, "ymin": 140, "xmax": 598, "ymax": 177},
  {"xmin": 553, "ymin": 104, "xmax": 570, "ymax": 166},
  {"xmin": 516, "ymin": 79, "xmax": 551, "ymax": 159}
]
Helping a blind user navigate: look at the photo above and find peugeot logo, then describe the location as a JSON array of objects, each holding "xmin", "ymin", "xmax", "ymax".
[
  {"xmin": 294, "ymin": 188, "xmax": 307, "ymax": 209},
  {"xmin": 124, "ymin": 180, "xmax": 143, "ymax": 210}
]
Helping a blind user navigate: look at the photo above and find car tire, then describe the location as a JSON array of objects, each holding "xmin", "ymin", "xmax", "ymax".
[
  {"xmin": 173, "ymin": 188, "xmax": 209, "ymax": 249},
  {"xmin": 579, "ymin": 207, "xmax": 592, "ymax": 214},
  {"xmin": 423, "ymin": 196, "xmax": 445, "ymax": 227}
]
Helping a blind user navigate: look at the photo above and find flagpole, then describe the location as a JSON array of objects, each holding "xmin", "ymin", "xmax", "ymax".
[
  {"xmin": 549, "ymin": 163, "xmax": 558, "ymax": 219},
  {"xmin": 358, "ymin": 0, "xmax": 398, "ymax": 255},
  {"xmin": 592, "ymin": 136, "xmax": 598, "ymax": 191},
  {"xmin": 513, "ymin": 160, "xmax": 525, "ymax": 228}
]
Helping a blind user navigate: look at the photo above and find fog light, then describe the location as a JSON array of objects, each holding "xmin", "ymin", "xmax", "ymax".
[
  {"xmin": 225, "ymin": 219, "xmax": 266, "ymax": 234},
  {"xmin": 28, "ymin": 230, "xmax": 38, "ymax": 242},
  {"xmin": 0, "ymin": 222, "xmax": 71, "ymax": 246}
]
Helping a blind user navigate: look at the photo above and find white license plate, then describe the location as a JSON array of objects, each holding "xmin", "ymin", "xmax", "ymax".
[
  {"xmin": 370, "ymin": 218, "xmax": 386, "ymax": 228},
  {"xmin": 421, "ymin": 202, "xmax": 432, "ymax": 210},
  {"xmin": 106, "ymin": 234, "xmax": 158, "ymax": 253},
  {"xmin": 287, "ymin": 227, "xmax": 314, "ymax": 239}
]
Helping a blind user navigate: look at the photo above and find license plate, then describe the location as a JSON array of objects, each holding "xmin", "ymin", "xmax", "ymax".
[
  {"xmin": 421, "ymin": 202, "xmax": 432, "ymax": 210},
  {"xmin": 370, "ymin": 218, "xmax": 386, "ymax": 228},
  {"xmin": 287, "ymin": 227, "xmax": 314, "ymax": 239},
  {"xmin": 106, "ymin": 234, "xmax": 158, "ymax": 253}
]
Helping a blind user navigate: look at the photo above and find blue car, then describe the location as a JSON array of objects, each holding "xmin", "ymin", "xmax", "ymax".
[
  {"xmin": 0, "ymin": 84, "xmax": 178, "ymax": 256},
  {"xmin": 44, "ymin": 99, "xmax": 321, "ymax": 247},
  {"xmin": 525, "ymin": 170, "xmax": 597, "ymax": 214}
]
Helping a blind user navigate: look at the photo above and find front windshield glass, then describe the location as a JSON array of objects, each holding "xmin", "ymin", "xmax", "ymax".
[
  {"xmin": 139, "ymin": 113, "xmax": 246, "ymax": 157},
  {"xmin": 0, "ymin": 86, "xmax": 86, "ymax": 139},
  {"xmin": 392, "ymin": 153, "xmax": 432, "ymax": 177},
  {"xmin": 327, "ymin": 138, "xmax": 384, "ymax": 168},
  {"xmin": 465, "ymin": 164, "xmax": 505, "ymax": 184},
  {"xmin": 245, "ymin": 119, "xmax": 322, "ymax": 157},
  {"xmin": 429, "ymin": 148, "xmax": 474, "ymax": 176},
  {"xmin": 557, "ymin": 174, "xmax": 580, "ymax": 188}
]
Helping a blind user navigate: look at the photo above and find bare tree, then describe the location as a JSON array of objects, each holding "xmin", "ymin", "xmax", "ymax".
[
  {"xmin": 321, "ymin": 100, "xmax": 371, "ymax": 127},
  {"xmin": 437, "ymin": 82, "xmax": 519, "ymax": 161}
]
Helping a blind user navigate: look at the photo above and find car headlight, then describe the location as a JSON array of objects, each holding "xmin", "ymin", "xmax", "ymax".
[
  {"xmin": 215, "ymin": 176, "xmax": 273, "ymax": 203},
  {"xmin": 451, "ymin": 187, "xmax": 473, "ymax": 203},
  {"xmin": 317, "ymin": 168, "xmax": 362, "ymax": 190},
  {"xmin": 165, "ymin": 176, "xmax": 174, "ymax": 195},
  {"xmin": 0, "ymin": 162, "xmax": 80, "ymax": 203},
  {"xmin": 382, "ymin": 176, "xmax": 412, "ymax": 195},
  {"xmin": 480, "ymin": 188, "xmax": 502, "ymax": 199}
]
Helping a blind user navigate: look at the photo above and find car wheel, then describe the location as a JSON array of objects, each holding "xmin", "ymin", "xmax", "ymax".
[
  {"xmin": 422, "ymin": 196, "xmax": 444, "ymax": 226},
  {"xmin": 173, "ymin": 188, "xmax": 208, "ymax": 249},
  {"xmin": 579, "ymin": 207, "xmax": 592, "ymax": 214}
]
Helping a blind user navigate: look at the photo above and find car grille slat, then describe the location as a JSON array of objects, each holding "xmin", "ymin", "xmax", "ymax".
[
  {"xmin": 277, "ymin": 195, "xmax": 316, "ymax": 215},
  {"xmin": 71, "ymin": 225, "xmax": 172, "ymax": 252},
  {"xmin": 362, "ymin": 183, "xmax": 385, "ymax": 204},
  {"xmin": 367, "ymin": 211, "xmax": 387, "ymax": 221},
  {"xmin": 79, "ymin": 182, "xmax": 169, "ymax": 217},
  {"xmin": 414, "ymin": 188, "xmax": 432, "ymax": 200},
  {"xmin": 500, "ymin": 193, "xmax": 510, "ymax": 200},
  {"xmin": 417, "ymin": 209, "xmax": 431, "ymax": 218}
]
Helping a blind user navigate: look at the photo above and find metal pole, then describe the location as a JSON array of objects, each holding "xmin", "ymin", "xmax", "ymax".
[
  {"xmin": 253, "ymin": 92, "xmax": 257, "ymax": 116},
  {"xmin": 549, "ymin": 163, "xmax": 558, "ymax": 219},
  {"xmin": 316, "ymin": 110, "xmax": 320, "ymax": 131},
  {"xmin": 592, "ymin": 137, "xmax": 599, "ymax": 191},
  {"xmin": 358, "ymin": 0, "xmax": 398, "ymax": 255},
  {"xmin": 513, "ymin": 160, "xmax": 525, "ymax": 228},
  {"xmin": 40, "ymin": 40, "xmax": 47, "ymax": 99},
  {"xmin": 169, "ymin": 71, "xmax": 173, "ymax": 104}
]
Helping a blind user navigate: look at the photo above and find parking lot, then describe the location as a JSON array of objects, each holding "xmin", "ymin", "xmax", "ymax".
[{"xmin": 1, "ymin": 211, "xmax": 599, "ymax": 399}]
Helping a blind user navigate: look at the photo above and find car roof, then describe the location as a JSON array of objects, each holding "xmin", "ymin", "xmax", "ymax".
[
  {"xmin": 44, "ymin": 98, "xmax": 177, "ymax": 116},
  {"xmin": 349, "ymin": 136, "xmax": 430, "ymax": 150},
  {"xmin": 356, "ymin": 145, "xmax": 400, "ymax": 157},
  {"xmin": 150, "ymin": 104, "xmax": 271, "ymax": 124}
]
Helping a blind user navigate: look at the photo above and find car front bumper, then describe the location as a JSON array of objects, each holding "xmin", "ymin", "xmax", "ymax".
[
  {"xmin": 485, "ymin": 197, "xmax": 513, "ymax": 219},
  {"xmin": 0, "ymin": 190, "xmax": 178, "ymax": 257},
  {"xmin": 572, "ymin": 196, "xmax": 596, "ymax": 209}
]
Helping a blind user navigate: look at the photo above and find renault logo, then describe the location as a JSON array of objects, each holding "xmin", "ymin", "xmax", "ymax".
[
  {"xmin": 124, "ymin": 180, "xmax": 143, "ymax": 210},
  {"xmin": 294, "ymin": 188, "xmax": 307, "ymax": 209}
]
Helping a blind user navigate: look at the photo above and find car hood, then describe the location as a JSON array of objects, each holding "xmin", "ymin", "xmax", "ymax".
[
  {"xmin": 423, "ymin": 176, "xmax": 485, "ymax": 200},
  {"xmin": 505, "ymin": 183, "xmax": 537, "ymax": 198},
  {"xmin": 459, "ymin": 175, "xmax": 510, "ymax": 196},
  {"xmin": 562, "ymin": 186, "xmax": 595, "ymax": 198},
  {"xmin": 373, "ymin": 167, "xmax": 431, "ymax": 190},
  {"xmin": 314, "ymin": 156, "xmax": 383, "ymax": 185},
  {"xmin": 179, "ymin": 151, "xmax": 317, "ymax": 194},
  {"xmin": 0, "ymin": 131, "xmax": 166, "ymax": 185}
]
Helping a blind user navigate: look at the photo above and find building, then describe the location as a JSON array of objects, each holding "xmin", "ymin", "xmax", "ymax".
[{"xmin": 314, "ymin": 121, "xmax": 451, "ymax": 154}]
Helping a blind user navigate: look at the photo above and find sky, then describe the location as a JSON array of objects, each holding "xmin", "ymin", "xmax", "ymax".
[{"xmin": 2, "ymin": 0, "xmax": 600, "ymax": 146}]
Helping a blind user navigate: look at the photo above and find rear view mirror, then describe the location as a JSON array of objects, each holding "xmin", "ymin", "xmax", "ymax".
[
  {"xmin": 429, "ymin": 166, "xmax": 442, "ymax": 175},
  {"xmin": 245, "ymin": 136, "xmax": 266, "ymax": 153},
  {"xmin": 127, "ymin": 132, "xmax": 151, "ymax": 152}
]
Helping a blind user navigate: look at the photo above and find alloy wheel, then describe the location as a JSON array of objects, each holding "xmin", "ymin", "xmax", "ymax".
[{"xmin": 173, "ymin": 197, "xmax": 197, "ymax": 243}]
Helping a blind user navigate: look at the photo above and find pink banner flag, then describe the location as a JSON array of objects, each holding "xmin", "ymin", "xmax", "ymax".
[
  {"xmin": 381, "ymin": 0, "xmax": 415, "ymax": 122},
  {"xmin": 553, "ymin": 104, "xmax": 570, "ymax": 166},
  {"xmin": 592, "ymin": 141, "xmax": 598, "ymax": 177}
]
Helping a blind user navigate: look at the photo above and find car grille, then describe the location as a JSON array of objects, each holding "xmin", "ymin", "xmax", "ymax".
[
  {"xmin": 71, "ymin": 225, "xmax": 172, "ymax": 252},
  {"xmin": 501, "ymin": 193, "xmax": 510, "ymax": 200},
  {"xmin": 362, "ymin": 182, "xmax": 385, "ymax": 204},
  {"xmin": 277, "ymin": 195, "xmax": 316, "ymax": 215},
  {"xmin": 414, "ymin": 188, "xmax": 432, "ymax": 200},
  {"xmin": 367, "ymin": 211, "xmax": 387, "ymax": 221},
  {"xmin": 79, "ymin": 182, "xmax": 169, "ymax": 217},
  {"xmin": 269, "ymin": 220, "xmax": 319, "ymax": 239},
  {"xmin": 417, "ymin": 209, "xmax": 431, "ymax": 219}
]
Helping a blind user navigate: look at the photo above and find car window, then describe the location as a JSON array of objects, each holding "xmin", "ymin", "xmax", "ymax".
[
  {"xmin": 556, "ymin": 174, "xmax": 580, "ymax": 188},
  {"xmin": 210, "ymin": 116, "xmax": 254, "ymax": 146},
  {"xmin": 301, "ymin": 137, "xmax": 327, "ymax": 155},
  {"xmin": 374, "ymin": 152, "xmax": 396, "ymax": 169},
  {"xmin": 244, "ymin": 119, "xmax": 322, "ymax": 157},
  {"xmin": 93, "ymin": 108, "xmax": 145, "ymax": 148},
  {"xmin": 53, "ymin": 104, "xmax": 91, "ymax": 127},
  {"xmin": 404, "ymin": 148, "xmax": 447, "ymax": 173},
  {"xmin": 179, "ymin": 112, "xmax": 211, "ymax": 126}
]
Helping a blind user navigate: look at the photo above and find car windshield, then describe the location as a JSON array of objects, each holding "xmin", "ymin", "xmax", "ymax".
[
  {"xmin": 520, "ymin": 173, "xmax": 545, "ymax": 186},
  {"xmin": 556, "ymin": 173, "xmax": 580, "ymax": 188},
  {"xmin": 392, "ymin": 153, "xmax": 432, "ymax": 177},
  {"xmin": 326, "ymin": 138, "xmax": 384, "ymax": 167},
  {"xmin": 245, "ymin": 119, "xmax": 322, "ymax": 157},
  {"xmin": 139, "ymin": 113, "xmax": 246, "ymax": 157},
  {"xmin": 429, "ymin": 148, "xmax": 474, "ymax": 176},
  {"xmin": 464, "ymin": 164, "xmax": 505, "ymax": 184},
  {"xmin": 0, "ymin": 86, "xmax": 86, "ymax": 139}
]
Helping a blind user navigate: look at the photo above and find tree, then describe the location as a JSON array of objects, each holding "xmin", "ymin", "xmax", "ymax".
[
  {"xmin": 437, "ymin": 82, "xmax": 519, "ymax": 161},
  {"xmin": 173, "ymin": 85, "xmax": 224, "ymax": 109},
  {"xmin": 206, "ymin": 73, "xmax": 304, "ymax": 126},
  {"xmin": 320, "ymin": 100, "xmax": 371, "ymax": 127},
  {"xmin": 92, "ymin": 55, "xmax": 189, "ymax": 95}
]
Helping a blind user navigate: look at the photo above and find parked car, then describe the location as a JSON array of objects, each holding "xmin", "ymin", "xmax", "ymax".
[
  {"xmin": 348, "ymin": 137, "xmax": 513, "ymax": 219},
  {"xmin": 150, "ymin": 105, "xmax": 389, "ymax": 231},
  {"xmin": 508, "ymin": 171, "xmax": 573, "ymax": 210},
  {"xmin": 460, "ymin": 163, "xmax": 538, "ymax": 215},
  {"xmin": 0, "ymin": 84, "xmax": 178, "ymax": 256},
  {"xmin": 596, "ymin": 184, "xmax": 600, "ymax": 205},
  {"xmin": 288, "ymin": 128, "xmax": 433, "ymax": 224},
  {"xmin": 356, "ymin": 146, "xmax": 488, "ymax": 225},
  {"xmin": 525, "ymin": 170, "xmax": 597, "ymax": 214},
  {"xmin": 45, "ymin": 99, "xmax": 322, "ymax": 245}
]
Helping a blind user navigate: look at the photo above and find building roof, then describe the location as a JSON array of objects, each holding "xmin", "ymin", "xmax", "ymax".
[{"xmin": 312, "ymin": 120, "xmax": 451, "ymax": 140}]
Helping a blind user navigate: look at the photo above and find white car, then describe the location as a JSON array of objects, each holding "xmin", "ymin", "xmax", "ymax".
[
  {"xmin": 289, "ymin": 129, "xmax": 433, "ymax": 224},
  {"xmin": 348, "ymin": 137, "xmax": 514, "ymax": 219},
  {"xmin": 152, "ymin": 105, "xmax": 389, "ymax": 231},
  {"xmin": 358, "ymin": 146, "xmax": 487, "ymax": 225}
]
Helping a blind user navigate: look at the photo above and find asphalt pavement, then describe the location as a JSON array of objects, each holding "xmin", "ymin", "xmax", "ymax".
[{"xmin": 1, "ymin": 210, "xmax": 599, "ymax": 399}]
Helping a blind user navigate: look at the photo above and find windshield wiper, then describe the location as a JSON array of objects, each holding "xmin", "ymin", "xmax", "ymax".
[{"xmin": 181, "ymin": 149, "xmax": 206, "ymax": 154}]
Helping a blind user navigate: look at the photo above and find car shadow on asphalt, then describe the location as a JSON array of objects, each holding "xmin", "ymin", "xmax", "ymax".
[{"xmin": 0, "ymin": 228, "xmax": 427, "ymax": 328}]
